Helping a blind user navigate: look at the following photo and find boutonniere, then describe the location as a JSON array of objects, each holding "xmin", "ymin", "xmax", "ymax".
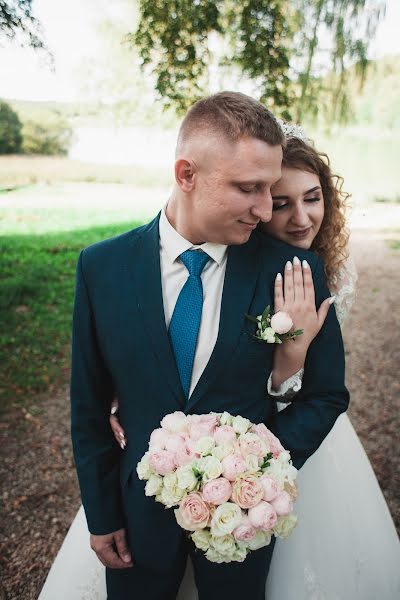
[{"xmin": 246, "ymin": 306, "xmax": 303, "ymax": 344}]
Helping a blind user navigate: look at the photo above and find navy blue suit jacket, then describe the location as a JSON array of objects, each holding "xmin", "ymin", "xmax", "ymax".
[{"xmin": 70, "ymin": 213, "xmax": 349, "ymax": 569}]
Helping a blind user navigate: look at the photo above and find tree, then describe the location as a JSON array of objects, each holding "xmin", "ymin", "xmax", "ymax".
[
  {"xmin": 292, "ymin": 0, "xmax": 386, "ymax": 124},
  {"xmin": 132, "ymin": 0, "xmax": 386, "ymax": 124},
  {"xmin": 0, "ymin": 0, "xmax": 45, "ymax": 49},
  {"xmin": 0, "ymin": 100, "xmax": 22, "ymax": 154}
]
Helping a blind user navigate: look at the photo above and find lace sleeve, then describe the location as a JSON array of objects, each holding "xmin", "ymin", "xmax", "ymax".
[{"xmin": 329, "ymin": 255, "xmax": 358, "ymax": 327}]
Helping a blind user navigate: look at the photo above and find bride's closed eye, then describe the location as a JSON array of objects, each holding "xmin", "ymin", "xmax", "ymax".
[{"xmin": 304, "ymin": 196, "xmax": 321, "ymax": 203}]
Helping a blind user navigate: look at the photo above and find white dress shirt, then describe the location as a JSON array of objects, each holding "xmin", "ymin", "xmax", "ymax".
[{"xmin": 159, "ymin": 208, "xmax": 302, "ymax": 398}]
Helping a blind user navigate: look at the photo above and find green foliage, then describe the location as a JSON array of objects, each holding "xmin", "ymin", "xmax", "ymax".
[
  {"xmin": 132, "ymin": 0, "xmax": 386, "ymax": 124},
  {"xmin": 0, "ymin": 100, "xmax": 23, "ymax": 154},
  {"xmin": 20, "ymin": 112, "xmax": 73, "ymax": 155},
  {"xmin": 0, "ymin": 0, "xmax": 46, "ymax": 50},
  {"xmin": 0, "ymin": 222, "xmax": 142, "ymax": 413},
  {"xmin": 134, "ymin": 0, "xmax": 223, "ymax": 114}
]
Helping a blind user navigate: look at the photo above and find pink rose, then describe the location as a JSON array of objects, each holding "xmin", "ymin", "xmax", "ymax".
[
  {"xmin": 248, "ymin": 501, "xmax": 278, "ymax": 531},
  {"xmin": 233, "ymin": 514, "xmax": 257, "ymax": 542},
  {"xmin": 231, "ymin": 475, "xmax": 264, "ymax": 509},
  {"xmin": 164, "ymin": 433, "xmax": 186, "ymax": 454},
  {"xmin": 174, "ymin": 443, "xmax": 195, "ymax": 467},
  {"xmin": 270, "ymin": 311, "xmax": 293, "ymax": 334},
  {"xmin": 202, "ymin": 477, "xmax": 232, "ymax": 505},
  {"xmin": 221, "ymin": 454, "xmax": 247, "ymax": 481},
  {"xmin": 251, "ymin": 424, "xmax": 285, "ymax": 458},
  {"xmin": 270, "ymin": 491, "xmax": 293, "ymax": 516},
  {"xmin": 149, "ymin": 428, "xmax": 169, "ymax": 450},
  {"xmin": 148, "ymin": 449, "xmax": 175, "ymax": 475},
  {"xmin": 174, "ymin": 492, "xmax": 210, "ymax": 531},
  {"xmin": 214, "ymin": 425, "xmax": 237, "ymax": 445},
  {"xmin": 187, "ymin": 414, "xmax": 218, "ymax": 441},
  {"xmin": 259, "ymin": 475, "xmax": 279, "ymax": 502},
  {"xmin": 160, "ymin": 411, "xmax": 188, "ymax": 433},
  {"xmin": 238, "ymin": 432, "xmax": 266, "ymax": 458}
]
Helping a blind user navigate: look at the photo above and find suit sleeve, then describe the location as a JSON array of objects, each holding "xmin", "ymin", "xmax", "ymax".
[
  {"xmin": 70, "ymin": 250, "xmax": 124, "ymax": 534},
  {"xmin": 267, "ymin": 256, "xmax": 350, "ymax": 469}
]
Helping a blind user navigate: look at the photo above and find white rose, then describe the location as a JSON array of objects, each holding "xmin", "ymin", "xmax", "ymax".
[
  {"xmin": 245, "ymin": 454, "xmax": 261, "ymax": 473},
  {"xmin": 159, "ymin": 484, "xmax": 185, "ymax": 508},
  {"xmin": 273, "ymin": 514, "xmax": 298, "ymax": 539},
  {"xmin": 197, "ymin": 456, "xmax": 223, "ymax": 481},
  {"xmin": 195, "ymin": 436, "xmax": 215, "ymax": 456},
  {"xmin": 211, "ymin": 443, "xmax": 235, "ymax": 461},
  {"xmin": 232, "ymin": 544, "xmax": 248, "ymax": 562},
  {"xmin": 191, "ymin": 529, "xmax": 211, "ymax": 552},
  {"xmin": 176, "ymin": 465, "xmax": 198, "ymax": 491},
  {"xmin": 246, "ymin": 529, "xmax": 272, "ymax": 551},
  {"xmin": 205, "ymin": 547, "xmax": 228, "ymax": 563},
  {"xmin": 163, "ymin": 471, "xmax": 178, "ymax": 489},
  {"xmin": 211, "ymin": 502, "xmax": 242, "ymax": 537},
  {"xmin": 145, "ymin": 474, "xmax": 163, "ymax": 497},
  {"xmin": 136, "ymin": 453, "xmax": 151, "ymax": 480},
  {"xmin": 220, "ymin": 411, "xmax": 233, "ymax": 426},
  {"xmin": 270, "ymin": 311, "xmax": 293, "ymax": 335},
  {"xmin": 232, "ymin": 415, "xmax": 251, "ymax": 435},
  {"xmin": 210, "ymin": 533, "xmax": 237, "ymax": 557},
  {"xmin": 263, "ymin": 461, "xmax": 285, "ymax": 489},
  {"xmin": 260, "ymin": 327, "xmax": 276, "ymax": 343}
]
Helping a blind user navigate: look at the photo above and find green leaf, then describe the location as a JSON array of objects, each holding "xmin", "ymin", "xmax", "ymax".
[{"xmin": 245, "ymin": 313, "xmax": 259, "ymax": 324}]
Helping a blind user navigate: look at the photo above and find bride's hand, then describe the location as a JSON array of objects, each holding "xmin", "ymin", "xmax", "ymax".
[
  {"xmin": 275, "ymin": 256, "xmax": 334, "ymax": 350},
  {"xmin": 109, "ymin": 398, "xmax": 127, "ymax": 449},
  {"xmin": 271, "ymin": 256, "xmax": 334, "ymax": 391}
]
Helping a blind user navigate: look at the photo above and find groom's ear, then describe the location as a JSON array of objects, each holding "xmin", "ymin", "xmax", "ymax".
[{"xmin": 175, "ymin": 158, "xmax": 196, "ymax": 192}]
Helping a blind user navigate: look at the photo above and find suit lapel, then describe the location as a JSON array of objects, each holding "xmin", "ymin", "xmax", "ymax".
[
  {"xmin": 187, "ymin": 234, "xmax": 262, "ymax": 412},
  {"xmin": 127, "ymin": 215, "xmax": 185, "ymax": 407}
]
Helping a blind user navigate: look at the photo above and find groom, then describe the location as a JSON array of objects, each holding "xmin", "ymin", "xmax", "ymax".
[{"xmin": 71, "ymin": 91, "xmax": 349, "ymax": 599}]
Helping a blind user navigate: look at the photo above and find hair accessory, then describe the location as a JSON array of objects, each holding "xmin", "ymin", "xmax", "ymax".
[{"xmin": 277, "ymin": 119, "xmax": 310, "ymax": 143}]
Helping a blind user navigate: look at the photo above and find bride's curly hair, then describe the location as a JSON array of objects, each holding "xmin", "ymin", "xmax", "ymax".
[{"xmin": 282, "ymin": 137, "xmax": 350, "ymax": 284}]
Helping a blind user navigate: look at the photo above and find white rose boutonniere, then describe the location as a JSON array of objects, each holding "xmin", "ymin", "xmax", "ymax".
[{"xmin": 246, "ymin": 305, "xmax": 303, "ymax": 344}]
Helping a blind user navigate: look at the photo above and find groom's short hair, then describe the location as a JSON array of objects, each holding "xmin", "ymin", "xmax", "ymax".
[{"xmin": 177, "ymin": 91, "xmax": 285, "ymax": 152}]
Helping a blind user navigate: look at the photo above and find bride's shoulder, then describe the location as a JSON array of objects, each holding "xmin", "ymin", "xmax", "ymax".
[{"xmin": 329, "ymin": 255, "xmax": 358, "ymax": 327}]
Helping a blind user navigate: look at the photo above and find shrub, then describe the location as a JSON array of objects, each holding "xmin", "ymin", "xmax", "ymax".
[
  {"xmin": 0, "ymin": 100, "xmax": 23, "ymax": 154},
  {"xmin": 21, "ymin": 112, "xmax": 73, "ymax": 155}
]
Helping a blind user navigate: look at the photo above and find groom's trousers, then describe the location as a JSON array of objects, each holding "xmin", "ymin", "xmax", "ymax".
[{"xmin": 106, "ymin": 536, "xmax": 276, "ymax": 600}]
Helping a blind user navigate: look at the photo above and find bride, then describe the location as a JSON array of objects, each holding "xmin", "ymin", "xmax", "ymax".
[{"xmin": 39, "ymin": 130, "xmax": 400, "ymax": 600}]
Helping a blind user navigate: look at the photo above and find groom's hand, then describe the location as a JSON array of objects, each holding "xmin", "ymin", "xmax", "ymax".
[{"xmin": 90, "ymin": 528, "xmax": 133, "ymax": 569}]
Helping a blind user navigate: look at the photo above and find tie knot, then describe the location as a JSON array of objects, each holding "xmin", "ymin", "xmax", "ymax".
[{"xmin": 179, "ymin": 249, "xmax": 210, "ymax": 277}]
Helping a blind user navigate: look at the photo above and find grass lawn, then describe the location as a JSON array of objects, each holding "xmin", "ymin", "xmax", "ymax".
[{"xmin": 0, "ymin": 221, "xmax": 142, "ymax": 415}]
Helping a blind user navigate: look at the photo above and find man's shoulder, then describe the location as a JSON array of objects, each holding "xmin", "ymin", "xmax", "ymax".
[
  {"xmin": 81, "ymin": 214, "xmax": 160, "ymax": 263},
  {"xmin": 254, "ymin": 231, "xmax": 320, "ymax": 269}
]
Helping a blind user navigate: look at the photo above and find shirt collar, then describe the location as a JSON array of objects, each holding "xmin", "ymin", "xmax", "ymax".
[{"xmin": 159, "ymin": 207, "xmax": 227, "ymax": 266}]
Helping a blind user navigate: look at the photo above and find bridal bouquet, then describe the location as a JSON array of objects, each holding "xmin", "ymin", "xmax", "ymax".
[{"xmin": 137, "ymin": 411, "xmax": 298, "ymax": 563}]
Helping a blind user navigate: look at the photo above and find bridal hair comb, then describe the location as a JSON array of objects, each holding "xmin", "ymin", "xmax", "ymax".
[{"xmin": 277, "ymin": 119, "xmax": 310, "ymax": 143}]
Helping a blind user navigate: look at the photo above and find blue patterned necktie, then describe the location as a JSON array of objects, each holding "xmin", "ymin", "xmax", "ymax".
[{"xmin": 169, "ymin": 249, "xmax": 210, "ymax": 399}]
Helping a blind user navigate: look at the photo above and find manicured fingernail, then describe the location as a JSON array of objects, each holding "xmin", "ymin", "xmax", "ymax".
[
  {"xmin": 118, "ymin": 431, "xmax": 124, "ymax": 438},
  {"xmin": 302, "ymin": 260, "xmax": 309, "ymax": 269},
  {"xmin": 293, "ymin": 256, "xmax": 300, "ymax": 266},
  {"xmin": 276, "ymin": 273, "xmax": 282, "ymax": 281},
  {"xmin": 111, "ymin": 406, "xmax": 118, "ymax": 415},
  {"xmin": 329, "ymin": 295, "xmax": 336, "ymax": 304},
  {"xmin": 285, "ymin": 261, "xmax": 292, "ymax": 270}
]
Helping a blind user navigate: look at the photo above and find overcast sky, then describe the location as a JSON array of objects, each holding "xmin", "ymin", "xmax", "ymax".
[{"xmin": 0, "ymin": 0, "xmax": 398, "ymax": 103}]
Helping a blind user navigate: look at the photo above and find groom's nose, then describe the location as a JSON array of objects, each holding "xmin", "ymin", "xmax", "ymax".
[{"xmin": 251, "ymin": 189, "xmax": 273, "ymax": 222}]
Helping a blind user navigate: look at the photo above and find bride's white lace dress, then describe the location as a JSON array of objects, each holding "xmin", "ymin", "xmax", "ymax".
[{"xmin": 39, "ymin": 261, "xmax": 400, "ymax": 599}]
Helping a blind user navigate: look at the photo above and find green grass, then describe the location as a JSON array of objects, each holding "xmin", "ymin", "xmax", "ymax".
[
  {"xmin": 0, "ymin": 221, "xmax": 143, "ymax": 414},
  {"xmin": 387, "ymin": 239, "xmax": 400, "ymax": 250}
]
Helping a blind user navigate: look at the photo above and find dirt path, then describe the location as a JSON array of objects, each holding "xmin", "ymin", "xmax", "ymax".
[{"xmin": 0, "ymin": 230, "xmax": 399, "ymax": 600}]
